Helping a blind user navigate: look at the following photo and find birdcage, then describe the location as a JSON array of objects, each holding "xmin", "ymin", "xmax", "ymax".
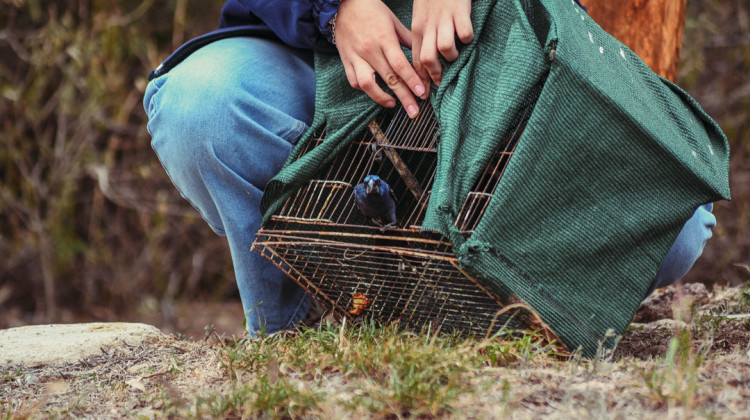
[{"xmin": 252, "ymin": 98, "xmax": 544, "ymax": 337}]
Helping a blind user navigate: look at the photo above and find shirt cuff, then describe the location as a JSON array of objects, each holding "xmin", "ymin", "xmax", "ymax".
[{"xmin": 313, "ymin": 0, "xmax": 341, "ymax": 46}]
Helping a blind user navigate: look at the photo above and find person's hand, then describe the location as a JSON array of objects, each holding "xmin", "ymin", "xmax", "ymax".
[
  {"xmin": 412, "ymin": 0, "xmax": 474, "ymax": 87},
  {"xmin": 335, "ymin": 0, "xmax": 427, "ymax": 118}
]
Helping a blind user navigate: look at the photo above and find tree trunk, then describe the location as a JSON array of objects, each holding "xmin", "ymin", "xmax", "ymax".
[{"xmin": 584, "ymin": 0, "xmax": 687, "ymax": 82}]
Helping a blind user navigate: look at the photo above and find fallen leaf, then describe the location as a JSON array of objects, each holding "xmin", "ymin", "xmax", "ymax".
[
  {"xmin": 267, "ymin": 353, "xmax": 279, "ymax": 385},
  {"xmin": 43, "ymin": 381, "xmax": 70, "ymax": 395},
  {"xmin": 126, "ymin": 378, "xmax": 146, "ymax": 392},
  {"xmin": 126, "ymin": 362, "xmax": 151, "ymax": 375}
]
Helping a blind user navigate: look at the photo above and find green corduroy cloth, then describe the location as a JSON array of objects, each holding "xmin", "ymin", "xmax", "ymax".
[{"xmin": 261, "ymin": 0, "xmax": 730, "ymax": 355}]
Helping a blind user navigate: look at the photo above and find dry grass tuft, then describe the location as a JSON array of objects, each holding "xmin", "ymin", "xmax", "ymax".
[{"xmin": 3, "ymin": 287, "xmax": 750, "ymax": 419}]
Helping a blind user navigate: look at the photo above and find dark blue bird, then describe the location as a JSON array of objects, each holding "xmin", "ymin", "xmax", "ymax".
[{"xmin": 353, "ymin": 175, "xmax": 398, "ymax": 231}]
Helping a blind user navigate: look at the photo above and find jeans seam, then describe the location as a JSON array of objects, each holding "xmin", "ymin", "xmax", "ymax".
[
  {"xmin": 146, "ymin": 75, "xmax": 168, "ymax": 120},
  {"xmin": 285, "ymin": 120, "xmax": 308, "ymax": 145},
  {"xmin": 150, "ymin": 143, "xmax": 227, "ymax": 236},
  {"xmin": 281, "ymin": 291, "xmax": 311, "ymax": 330}
]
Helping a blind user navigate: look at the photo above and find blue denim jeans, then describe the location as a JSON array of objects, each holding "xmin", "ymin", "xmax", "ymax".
[
  {"xmin": 143, "ymin": 37, "xmax": 715, "ymax": 335},
  {"xmin": 144, "ymin": 37, "xmax": 315, "ymax": 335}
]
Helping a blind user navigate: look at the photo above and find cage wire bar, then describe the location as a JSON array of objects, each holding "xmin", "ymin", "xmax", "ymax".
[{"xmin": 253, "ymin": 99, "xmax": 536, "ymax": 336}]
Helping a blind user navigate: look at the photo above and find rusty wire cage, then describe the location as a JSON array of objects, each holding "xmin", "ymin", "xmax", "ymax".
[{"xmin": 252, "ymin": 98, "xmax": 537, "ymax": 336}]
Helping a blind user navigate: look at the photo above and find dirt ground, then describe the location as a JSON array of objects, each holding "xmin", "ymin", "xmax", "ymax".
[{"xmin": 2, "ymin": 284, "xmax": 750, "ymax": 418}]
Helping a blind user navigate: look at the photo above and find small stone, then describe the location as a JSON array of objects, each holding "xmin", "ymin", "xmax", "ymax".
[
  {"xmin": 643, "ymin": 319, "xmax": 689, "ymax": 331},
  {"xmin": 0, "ymin": 323, "xmax": 164, "ymax": 367}
]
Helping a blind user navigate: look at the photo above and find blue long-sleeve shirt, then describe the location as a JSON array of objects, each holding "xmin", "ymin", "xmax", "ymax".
[
  {"xmin": 218, "ymin": 0, "xmax": 587, "ymax": 52},
  {"xmin": 220, "ymin": 0, "xmax": 341, "ymax": 53},
  {"xmin": 150, "ymin": 0, "xmax": 588, "ymax": 80}
]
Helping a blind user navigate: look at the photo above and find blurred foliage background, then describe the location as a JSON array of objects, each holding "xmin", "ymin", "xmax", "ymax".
[{"xmin": 1, "ymin": 0, "xmax": 748, "ymax": 332}]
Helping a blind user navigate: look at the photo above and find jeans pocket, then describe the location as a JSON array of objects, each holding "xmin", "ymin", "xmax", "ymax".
[
  {"xmin": 285, "ymin": 120, "xmax": 309, "ymax": 145},
  {"xmin": 144, "ymin": 75, "xmax": 168, "ymax": 120}
]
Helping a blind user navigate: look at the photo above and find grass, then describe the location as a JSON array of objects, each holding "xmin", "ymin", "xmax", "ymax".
[
  {"xmin": 3, "ymin": 290, "xmax": 750, "ymax": 418},
  {"xmin": 194, "ymin": 315, "xmax": 747, "ymax": 418},
  {"xmin": 197, "ymin": 319, "xmax": 560, "ymax": 419},
  {"xmin": 637, "ymin": 328, "xmax": 707, "ymax": 413},
  {"xmin": 114, "ymin": 318, "xmax": 747, "ymax": 418}
]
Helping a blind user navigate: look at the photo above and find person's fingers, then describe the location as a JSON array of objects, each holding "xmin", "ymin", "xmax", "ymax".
[
  {"xmin": 437, "ymin": 18, "xmax": 460, "ymax": 62},
  {"xmin": 411, "ymin": 35, "xmax": 431, "ymax": 93},
  {"xmin": 366, "ymin": 51, "xmax": 420, "ymax": 118},
  {"xmin": 351, "ymin": 59, "xmax": 396, "ymax": 108},
  {"xmin": 334, "ymin": 0, "xmax": 424, "ymax": 114},
  {"xmin": 382, "ymin": 70, "xmax": 419, "ymax": 117},
  {"xmin": 419, "ymin": 29, "xmax": 442, "ymax": 86},
  {"xmin": 390, "ymin": 17, "xmax": 428, "ymax": 100},
  {"xmin": 392, "ymin": 16, "xmax": 412, "ymax": 50},
  {"xmin": 382, "ymin": 47, "xmax": 426, "ymax": 102},
  {"xmin": 454, "ymin": 12, "xmax": 475, "ymax": 44},
  {"xmin": 409, "ymin": 2, "xmax": 431, "ymax": 93},
  {"xmin": 343, "ymin": 35, "xmax": 421, "ymax": 116},
  {"xmin": 411, "ymin": 0, "xmax": 473, "ymax": 87},
  {"xmin": 454, "ymin": 1, "xmax": 474, "ymax": 44},
  {"xmin": 343, "ymin": 60, "xmax": 360, "ymax": 90}
]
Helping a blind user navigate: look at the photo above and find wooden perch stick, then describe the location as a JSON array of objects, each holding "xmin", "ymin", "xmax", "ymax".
[{"xmin": 367, "ymin": 120, "xmax": 426, "ymax": 204}]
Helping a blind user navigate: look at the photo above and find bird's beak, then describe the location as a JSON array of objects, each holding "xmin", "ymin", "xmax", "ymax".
[{"xmin": 366, "ymin": 179, "xmax": 375, "ymax": 194}]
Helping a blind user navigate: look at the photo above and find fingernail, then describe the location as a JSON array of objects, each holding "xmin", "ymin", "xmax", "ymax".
[
  {"xmin": 407, "ymin": 104, "xmax": 419, "ymax": 118},
  {"xmin": 386, "ymin": 100, "xmax": 396, "ymax": 108},
  {"xmin": 414, "ymin": 84, "xmax": 425, "ymax": 97}
]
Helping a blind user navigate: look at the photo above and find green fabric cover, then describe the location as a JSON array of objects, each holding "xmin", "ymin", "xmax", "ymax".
[{"xmin": 261, "ymin": 0, "xmax": 730, "ymax": 355}]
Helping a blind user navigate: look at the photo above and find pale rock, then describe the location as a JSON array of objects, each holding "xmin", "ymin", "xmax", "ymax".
[{"xmin": 0, "ymin": 322, "xmax": 164, "ymax": 367}]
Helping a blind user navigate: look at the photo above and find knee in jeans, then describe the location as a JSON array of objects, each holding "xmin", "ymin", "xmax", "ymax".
[{"xmin": 148, "ymin": 78, "xmax": 235, "ymax": 170}]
